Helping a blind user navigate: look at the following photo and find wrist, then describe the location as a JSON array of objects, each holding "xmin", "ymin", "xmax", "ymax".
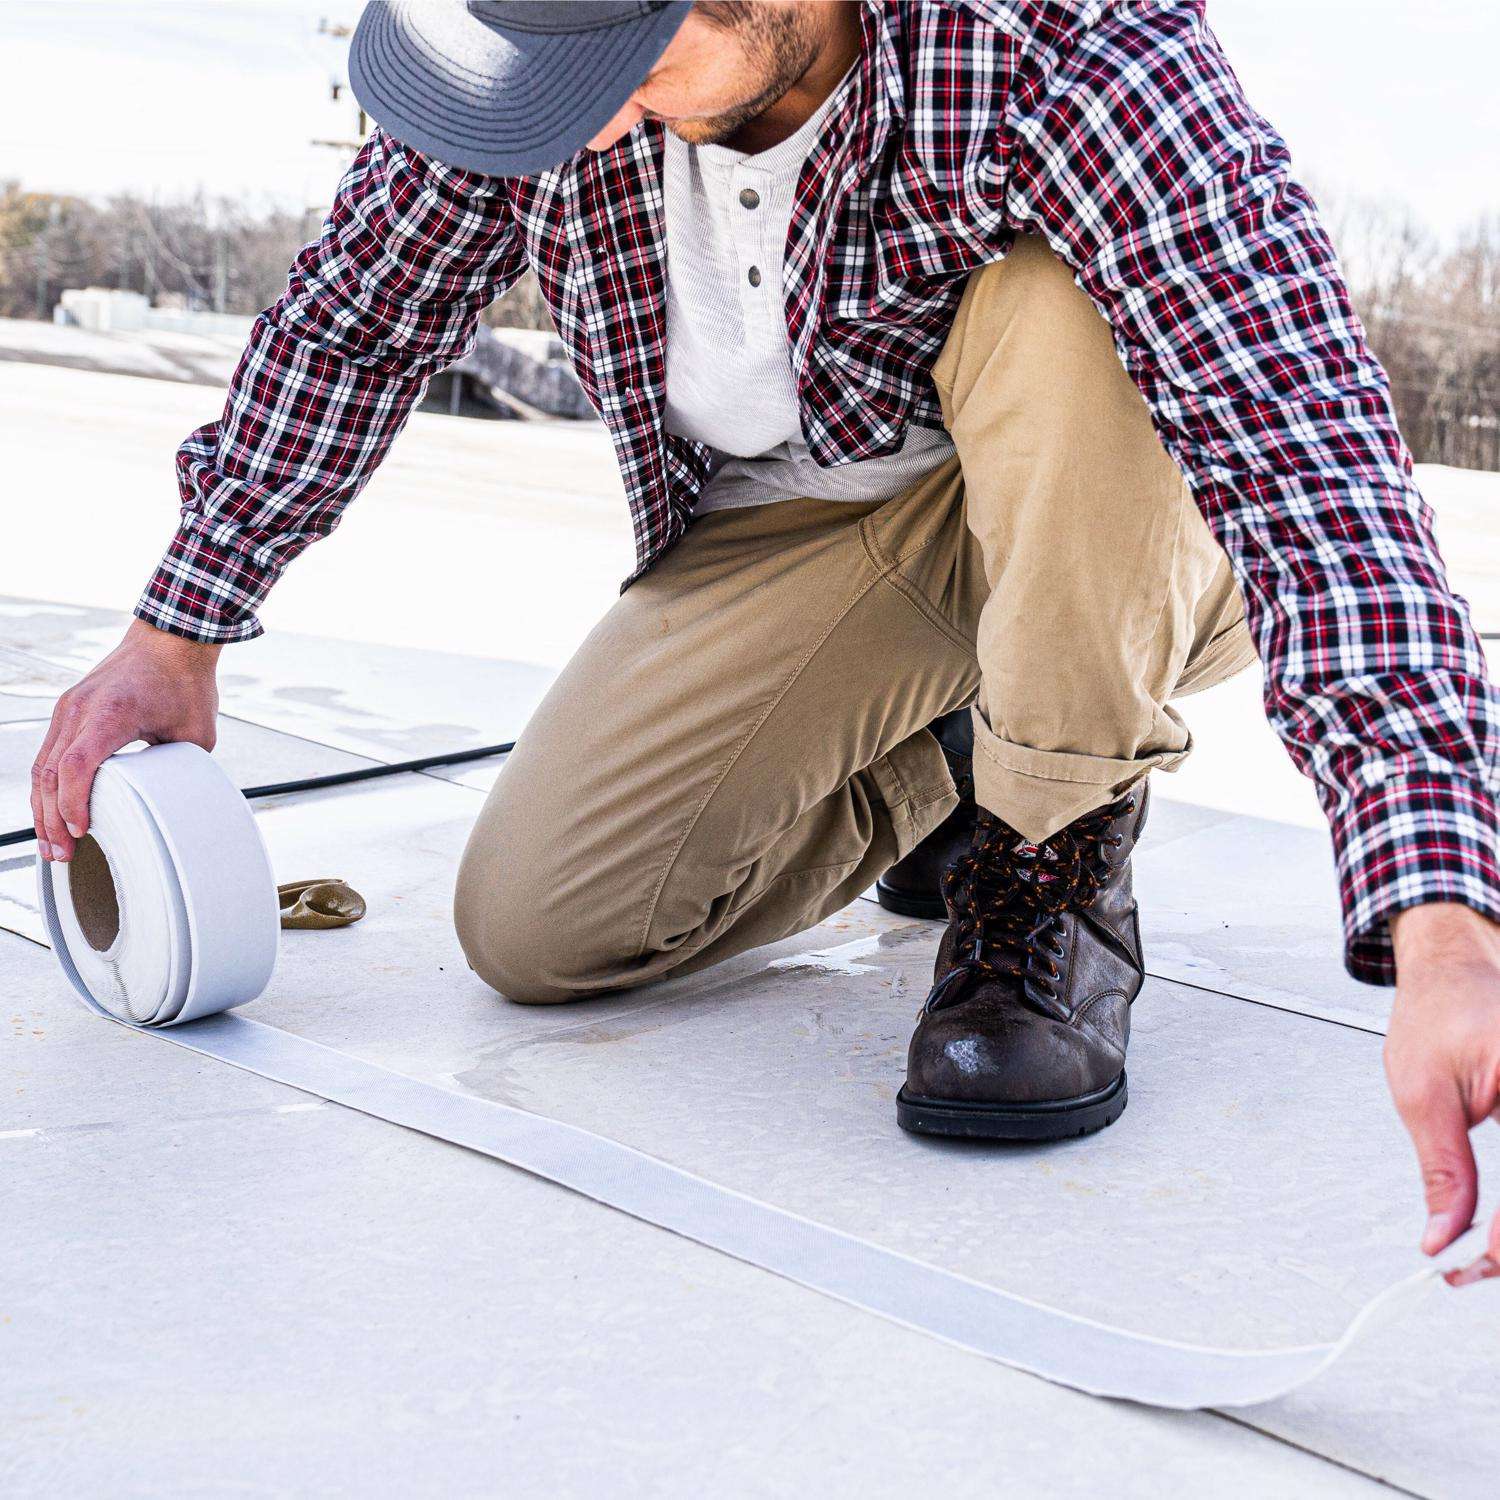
[
  {"xmin": 1391, "ymin": 902, "xmax": 1500, "ymax": 970},
  {"xmin": 125, "ymin": 616, "xmax": 224, "ymax": 669}
]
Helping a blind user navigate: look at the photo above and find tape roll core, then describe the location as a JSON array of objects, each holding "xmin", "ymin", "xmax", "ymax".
[{"xmin": 69, "ymin": 834, "xmax": 121, "ymax": 953}]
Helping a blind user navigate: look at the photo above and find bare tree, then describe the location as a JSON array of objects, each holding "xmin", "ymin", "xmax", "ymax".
[{"xmin": 1, "ymin": 176, "xmax": 1494, "ymax": 467}]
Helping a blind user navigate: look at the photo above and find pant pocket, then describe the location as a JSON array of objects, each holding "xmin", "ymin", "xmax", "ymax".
[{"xmin": 865, "ymin": 727, "xmax": 961, "ymax": 861}]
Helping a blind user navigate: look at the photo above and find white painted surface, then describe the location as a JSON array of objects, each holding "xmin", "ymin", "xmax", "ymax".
[
  {"xmin": 1134, "ymin": 807, "xmax": 1392, "ymax": 1033},
  {"xmin": 0, "ymin": 362, "xmax": 632, "ymax": 673},
  {"xmin": 0, "ymin": 360, "xmax": 1493, "ymax": 675},
  {"xmin": 0, "ymin": 641, "xmax": 76, "ymax": 724},
  {"xmin": 3, "ymin": 360, "xmax": 1498, "ymax": 1492},
  {"xmin": 5, "ymin": 936, "xmax": 1394, "ymax": 1500},
  {"xmin": 0, "ymin": 601, "xmax": 544, "ymax": 774},
  {"xmin": 8, "ymin": 768, "xmax": 1500, "ymax": 1492}
]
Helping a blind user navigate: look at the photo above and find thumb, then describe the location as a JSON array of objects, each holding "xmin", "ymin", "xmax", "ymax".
[{"xmin": 1398, "ymin": 1078, "xmax": 1479, "ymax": 1255}]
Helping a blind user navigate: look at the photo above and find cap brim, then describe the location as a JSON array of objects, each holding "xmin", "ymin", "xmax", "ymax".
[{"xmin": 349, "ymin": 0, "xmax": 692, "ymax": 178}]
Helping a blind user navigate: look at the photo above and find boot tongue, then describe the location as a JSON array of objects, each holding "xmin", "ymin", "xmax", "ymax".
[
  {"xmin": 992, "ymin": 799, "xmax": 1128, "ymax": 914},
  {"xmin": 1004, "ymin": 834, "xmax": 1074, "ymax": 908}
]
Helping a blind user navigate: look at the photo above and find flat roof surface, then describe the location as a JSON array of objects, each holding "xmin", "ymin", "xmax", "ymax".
[{"xmin": 2, "ymin": 362, "xmax": 1497, "ymax": 1496}]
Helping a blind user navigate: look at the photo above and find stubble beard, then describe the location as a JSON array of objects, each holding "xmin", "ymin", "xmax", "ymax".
[{"xmin": 665, "ymin": 9, "xmax": 822, "ymax": 148}]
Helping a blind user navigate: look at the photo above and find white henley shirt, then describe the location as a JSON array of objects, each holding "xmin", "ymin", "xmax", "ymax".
[{"xmin": 662, "ymin": 64, "xmax": 956, "ymax": 517}]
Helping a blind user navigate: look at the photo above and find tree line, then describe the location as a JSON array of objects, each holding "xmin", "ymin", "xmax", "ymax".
[{"xmin": 2, "ymin": 178, "xmax": 1495, "ymax": 470}]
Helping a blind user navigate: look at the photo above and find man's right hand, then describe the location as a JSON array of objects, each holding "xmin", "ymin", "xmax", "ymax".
[{"xmin": 31, "ymin": 618, "xmax": 222, "ymax": 861}]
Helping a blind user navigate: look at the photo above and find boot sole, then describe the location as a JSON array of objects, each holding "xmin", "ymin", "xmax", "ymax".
[
  {"xmin": 895, "ymin": 1072, "xmax": 1127, "ymax": 1141},
  {"xmin": 874, "ymin": 880, "xmax": 946, "ymax": 920}
]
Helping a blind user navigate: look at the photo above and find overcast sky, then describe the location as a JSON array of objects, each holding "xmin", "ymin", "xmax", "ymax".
[{"xmin": 1, "ymin": 0, "xmax": 1496, "ymax": 240}]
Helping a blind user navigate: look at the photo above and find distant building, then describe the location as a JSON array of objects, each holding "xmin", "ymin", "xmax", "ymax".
[{"xmin": 45, "ymin": 287, "xmax": 592, "ymax": 422}]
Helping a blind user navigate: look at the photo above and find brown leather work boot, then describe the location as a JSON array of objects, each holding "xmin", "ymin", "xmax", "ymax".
[
  {"xmin": 876, "ymin": 708, "xmax": 977, "ymax": 919},
  {"xmin": 896, "ymin": 781, "xmax": 1150, "ymax": 1140}
]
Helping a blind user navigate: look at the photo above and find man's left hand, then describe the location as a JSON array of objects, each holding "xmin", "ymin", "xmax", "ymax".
[{"xmin": 1385, "ymin": 901, "xmax": 1500, "ymax": 1285}]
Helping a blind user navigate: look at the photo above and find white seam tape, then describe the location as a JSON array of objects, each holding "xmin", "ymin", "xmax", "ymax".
[{"xmin": 38, "ymin": 743, "xmax": 1464, "ymax": 1411}]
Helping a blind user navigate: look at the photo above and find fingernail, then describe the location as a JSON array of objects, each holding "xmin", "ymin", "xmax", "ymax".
[
  {"xmin": 65, "ymin": 822, "xmax": 83, "ymax": 838},
  {"xmin": 1422, "ymin": 1214, "xmax": 1456, "ymax": 1255},
  {"xmin": 39, "ymin": 843, "xmax": 51, "ymax": 861},
  {"xmin": 52, "ymin": 844, "xmax": 70, "ymax": 863}
]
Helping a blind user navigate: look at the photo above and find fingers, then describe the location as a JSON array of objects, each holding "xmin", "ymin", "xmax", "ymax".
[
  {"xmin": 1438, "ymin": 1165, "xmax": 1500, "ymax": 1289},
  {"xmin": 30, "ymin": 700, "xmax": 72, "ymax": 860},
  {"xmin": 39, "ymin": 721, "xmax": 82, "ymax": 862},
  {"xmin": 32, "ymin": 697, "xmax": 134, "ymax": 863},
  {"xmin": 56, "ymin": 726, "xmax": 131, "ymax": 849},
  {"xmin": 1492, "ymin": 1130, "xmax": 1500, "ymax": 1268},
  {"xmin": 1443, "ymin": 1253, "xmax": 1499, "ymax": 1289},
  {"xmin": 1393, "ymin": 1076, "xmax": 1479, "ymax": 1255},
  {"xmin": 1444, "ymin": 1184, "xmax": 1500, "ymax": 1286}
]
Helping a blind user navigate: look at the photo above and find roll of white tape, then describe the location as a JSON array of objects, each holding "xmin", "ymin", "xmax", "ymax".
[
  {"xmin": 36, "ymin": 742, "xmax": 1472, "ymax": 1409},
  {"xmin": 38, "ymin": 742, "xmax": 279, "ymax": 1025}
]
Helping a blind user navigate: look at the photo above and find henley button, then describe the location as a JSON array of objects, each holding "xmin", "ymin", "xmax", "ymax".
[
  {"xmin": 738, "ymin": 187, "xmax": 760, "ymax": 209},
  {"xmin": 747, "ymin": 265, "xmax": 762, "ymax": 287}
]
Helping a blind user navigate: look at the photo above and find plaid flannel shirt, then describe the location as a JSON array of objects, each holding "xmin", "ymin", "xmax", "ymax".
[{"xmin": 138, "ymin": 0, "xmax": 1498, "ymax": 984}]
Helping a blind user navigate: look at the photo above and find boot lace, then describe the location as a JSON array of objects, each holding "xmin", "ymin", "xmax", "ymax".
[{"xmin": 924, "ymin": 793, "xmax": 1134, "ymax": 1021}]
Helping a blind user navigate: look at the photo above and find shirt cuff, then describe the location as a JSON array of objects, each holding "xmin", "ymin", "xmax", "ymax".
[
  {"xmin": 133, "ymin": 520, "xmax": 276, "ymax": 644},
  {"xmin": 1331, "ymin": 771, "xmax": 1500, "ymax": 987}
]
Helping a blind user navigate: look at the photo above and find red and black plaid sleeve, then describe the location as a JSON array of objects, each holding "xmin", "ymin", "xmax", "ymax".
[
  {"xmin": 136, "ymin": 127, "xmax": 528, "ymax": 644},
  {"xmin": 1001, "ymin": 0, "xmax": 1499, "ymax": 983}
]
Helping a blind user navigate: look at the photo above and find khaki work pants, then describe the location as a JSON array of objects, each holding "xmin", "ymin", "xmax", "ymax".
[{"xmin": 455, "ymin": 237, "xmax": 1259, "ymax": 1003}]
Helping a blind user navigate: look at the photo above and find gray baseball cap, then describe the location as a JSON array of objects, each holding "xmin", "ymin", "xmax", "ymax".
[{"xmin": 349, "ymin": 1, "xmax": 694, "ymax": 178}]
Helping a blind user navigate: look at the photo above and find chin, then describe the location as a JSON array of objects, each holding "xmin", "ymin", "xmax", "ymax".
[
  {"xmin": 667, "ymin": 113, "xmax": 746, "ymax": 147},
  {"xmin": 666, "ymin": 121, "xmax": 715, "ymax": 145}
]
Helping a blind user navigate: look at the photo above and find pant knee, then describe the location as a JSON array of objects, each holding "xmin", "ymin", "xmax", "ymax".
[
  {"xmin": 936, "ymin": 234, "xmax": 1142, "ymax": 443},
  {"xmin": 973, "ymin": 233, "xmax": 1105, "ymax": 342},
  {"xmin": 453, "ymin": 834, "xmax": 593, "ymax": 1004},
  {"xmin": 454, "ymin": 891, "xmax": 566, "ymax": 1004}
]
